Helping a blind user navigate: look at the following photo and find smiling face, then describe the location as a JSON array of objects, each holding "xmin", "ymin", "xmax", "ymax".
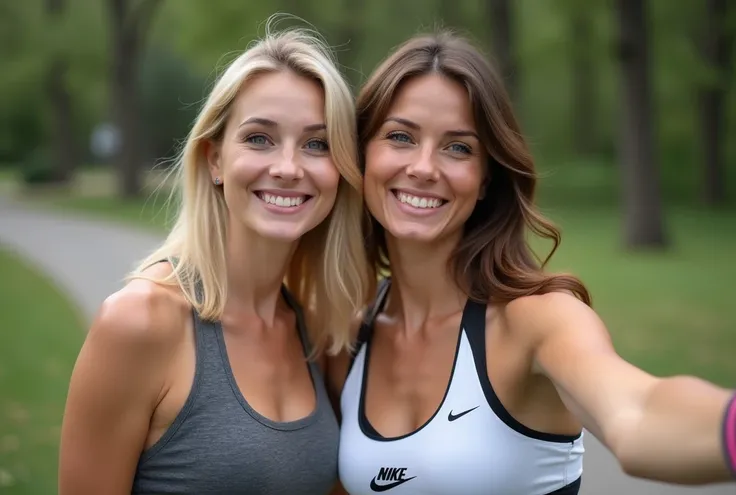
[
  {"xmin": 206, "ymin": 69, "xmax": 340, "ymax": 242},
  {"xmin": 363, "ymin": 74, "xmax": 486, "ymax": 245}
]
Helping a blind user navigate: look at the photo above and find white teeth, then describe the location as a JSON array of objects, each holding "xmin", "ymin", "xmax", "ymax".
[
  {"xmin": 396, "ymin": 192, "xmax": 444, "ymax": 209},
  {"xmin": 258, "ymin": 193, "xmax": 306, "ymax": 207}
]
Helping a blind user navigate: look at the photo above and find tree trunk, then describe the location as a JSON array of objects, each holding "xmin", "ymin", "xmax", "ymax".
[
  {"xmin": 487, "ymin": 0, "xmax": 517, "ymax": 103},
  {"xmin": 570, "ymin": 7, "xmax": 597, "ymax": 156},
  {"xmin": 111, "ymin": 31, "xmax": 142, "ymax": 196},
  {"xmin": 698, "ymin": 0, "xmax": 732, "ymax": 205},
  {"xmin": 107, "ymin": 0, "xmax": 162, "ymax": 198},
  {"xmin": 615, "ymin": 0, "xmax": 667, "ymax": 248},
  {"xmin": 46, "ymin": 0, "xmax": 76, "ymax": 183}
]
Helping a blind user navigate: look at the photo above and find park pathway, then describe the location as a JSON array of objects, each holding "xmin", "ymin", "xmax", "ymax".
[
  {"xmin": 0, "ymin": 195, "xmax": 731, "ymax": 495},
  {"xmin": 0, "ymin": 197, "xmax": 161, "ymax": 318}
]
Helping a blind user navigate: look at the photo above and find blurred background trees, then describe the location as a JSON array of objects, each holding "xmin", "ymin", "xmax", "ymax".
[{"xmin": 1, "ymin": 0, "xmax": 734, "ymax": 249}]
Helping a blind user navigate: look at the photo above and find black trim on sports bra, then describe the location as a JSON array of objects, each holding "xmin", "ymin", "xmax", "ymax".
[
  {"xmin": 346, "ymin": 278, "xmax": 392, "ymax": 376},
  {"xmin": 357, "ymin": 288, "xmax": 467, "ymax": 442},
  {"xmin": 462, "ymin": 299, "xmax": 583, "ymax": 443}
]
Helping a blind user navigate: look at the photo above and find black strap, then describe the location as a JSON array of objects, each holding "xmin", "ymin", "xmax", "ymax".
[
  {"xmin": 348, "ymin": 278, "xmax": 392, "ymax": 371},
  {"xmin": 280, "ymin": 284, "xmax": 313, "ymax": 357},
  {"xmin": 461, "ymin": 297, "xmax": 488, "ymax": 377},
  {"xmin": 459, "ymin": 297, "xmax": 487, "ymax": 339},
  {"xmin": 356, "ymin": 278, "xmax": 391, "ymax": 346}
]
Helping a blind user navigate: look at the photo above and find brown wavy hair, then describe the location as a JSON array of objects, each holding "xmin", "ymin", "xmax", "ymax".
[{"xmin": 357, "ymin": 30, "xmax": 591, "ymax": 306}]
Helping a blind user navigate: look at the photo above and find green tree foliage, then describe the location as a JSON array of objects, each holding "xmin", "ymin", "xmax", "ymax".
[{"xmin": 1, "ymin": 0, "xmax": 733, "ymax": 204}]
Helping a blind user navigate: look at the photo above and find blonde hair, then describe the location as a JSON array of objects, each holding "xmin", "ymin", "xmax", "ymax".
[{"xmin": 130, "ymin": 18, "xmax": 372, "ymax": 355}]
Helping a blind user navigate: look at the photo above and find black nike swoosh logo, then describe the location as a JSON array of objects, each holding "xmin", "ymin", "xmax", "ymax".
[
  {"xmin": 448, "ymin": 405, "xmax": 479, "ymax": 421},
  {"xmin": 370, "ymin": 476, "xmax": 417, "ymax": 492}
]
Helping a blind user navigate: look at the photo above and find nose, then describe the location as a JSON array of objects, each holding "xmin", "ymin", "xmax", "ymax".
[
  {"xmin": 269, "ymin": 147, "xmax": 304, "ymax": 181},
  {"xmin": 405, "ymin": 147, "xmax": 439, "ymax": 182}
]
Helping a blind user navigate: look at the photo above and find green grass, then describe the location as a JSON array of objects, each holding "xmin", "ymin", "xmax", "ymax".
[
  {"xmin": 0, "ymin": 247, "xmax": 85, "ymax": 494},
  {"xmin": 0, "ymin": 168, "xmax": 17, "ymax": 181},
  {"xmin": 538, "ymin": 205, "xmax": 736, "ymax": 386},
  {"xmin": 0, "ymin": 167, "xmax": 177, "ymax": 229},
  {"xmin": 46, "ymin": 194, "xmax": 174, "ymax": 232}
]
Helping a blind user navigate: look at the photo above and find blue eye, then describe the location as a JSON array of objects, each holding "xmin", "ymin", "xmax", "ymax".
[
  {"xmin": 448, "ymin": 143, "xmax": 472, "ymax": 154},
  {"xmin": 305, "ymin": 139, "xmax": 329, "ymax": 151},
  {"xmin": 387, "ymin": 132, "xmax": 413, "ymax": 144},
  {"xmin": 245, "ymin": 135, "xmax": 270, "ymax": 146}
]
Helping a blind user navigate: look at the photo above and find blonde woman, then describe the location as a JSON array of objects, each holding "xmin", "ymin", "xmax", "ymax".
[{"xmin": 59, "ymin": 23, "xmax": 370, "ymax": 495}]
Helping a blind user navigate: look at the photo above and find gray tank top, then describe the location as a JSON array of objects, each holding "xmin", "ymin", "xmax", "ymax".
[{"xmin": 132, "ymin": 286, "xmax": 339, "ymax": 494}]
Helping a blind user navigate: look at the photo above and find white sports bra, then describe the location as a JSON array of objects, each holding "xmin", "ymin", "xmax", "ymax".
[{"xmin": 338, "ymin": 280, "xmax": 584, "ymax": 495}]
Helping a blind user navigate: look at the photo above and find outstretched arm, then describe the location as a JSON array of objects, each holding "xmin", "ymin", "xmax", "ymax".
[{"xmin": 512, "ymin": 292, "xmax": 735, "ymax": 484}]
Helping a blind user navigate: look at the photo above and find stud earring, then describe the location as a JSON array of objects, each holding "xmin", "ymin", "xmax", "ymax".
[{"xmin": 214, "ymin": 177, "xmax": 221, "ymax": 185}]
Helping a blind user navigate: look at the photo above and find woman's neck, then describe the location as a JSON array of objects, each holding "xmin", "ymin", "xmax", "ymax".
[
  {"xmin": 223, "ymin": 220, "xmax": 299, "ymax": 327},
  {"xmin": 384, "ymin": 231, "xmax": 467, "ymax": 334}
]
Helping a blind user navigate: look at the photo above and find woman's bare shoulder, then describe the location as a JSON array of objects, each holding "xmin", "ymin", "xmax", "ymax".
[
  {"xmin": 496, "ymin": 290, "xmax": 607, "ymax": 353},
  {"xmin": 91, "ymin": 261, "xmax": 190, "ymax": 352}
]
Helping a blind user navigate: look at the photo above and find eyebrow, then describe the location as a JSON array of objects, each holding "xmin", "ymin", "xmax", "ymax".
[
  {"xmin": 385, "ymin": 116, "xmax": 420, "ymax": 130},
  {"xmin": 384, "ymin": 116, "xmax": 479, "ymax": 140},
  {"xmin": 239, "ymin": 117, "xmax": 326, "ymax": 132}
]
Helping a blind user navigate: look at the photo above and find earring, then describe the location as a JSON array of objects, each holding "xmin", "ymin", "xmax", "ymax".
[{"xmin": 214, "ymin": 177, "xmax": 221, "ymax": 185}]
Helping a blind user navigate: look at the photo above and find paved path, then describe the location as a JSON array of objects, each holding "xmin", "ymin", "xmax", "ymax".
[
  {"xmin": 0, "ymin": 196, "xmax": 731, "ymax": 495},
  {"xmin": 0, "ymin": 197, "xmax": 161, "ymax": 318}
]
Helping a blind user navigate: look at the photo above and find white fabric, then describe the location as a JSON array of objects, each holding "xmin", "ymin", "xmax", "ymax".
[{"xmin": 339, "ymin": 330, "xmax": 584, "ymax": 495}]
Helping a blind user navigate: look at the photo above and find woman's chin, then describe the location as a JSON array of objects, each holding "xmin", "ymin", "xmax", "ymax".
[
  {"xmin": 382, "ymin": 217, "xmax": 463, "ymax": 247},
  {"xmin": 238, "ymin": 221, "xmax": 311, "ymax": 244},
  {"xmin": 385, "ymin": 225, "xmax": 442, "ymax": 244}
]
